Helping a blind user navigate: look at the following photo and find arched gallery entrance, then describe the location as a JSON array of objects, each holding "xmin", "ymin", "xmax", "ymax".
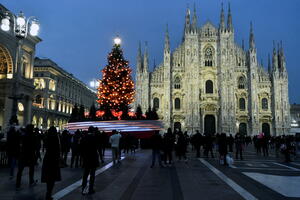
[
  {"xmin": 262, "ymin": 123, "xmax": 270, "ymax": 137},
  {"xmin": 204, "ymin": 115, "xmax": 215, "ymax": 135},
  {"xmin": 239, "ymin": 123, "xmax": 247, "ymax": 135},
  {"xmin": 174, "ymin": 122, "xmax": 181, "ymax": 132}
]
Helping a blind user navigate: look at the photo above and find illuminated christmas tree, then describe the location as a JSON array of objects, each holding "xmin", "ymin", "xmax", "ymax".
[{"xmin": 97, "ymin": 37, "xmax": 135, "ymax": 120}]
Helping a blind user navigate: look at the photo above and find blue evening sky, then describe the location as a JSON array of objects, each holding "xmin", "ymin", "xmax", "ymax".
[{"xmin": 1, "ymin": 0, "xmax": 300, "ymax": 103}]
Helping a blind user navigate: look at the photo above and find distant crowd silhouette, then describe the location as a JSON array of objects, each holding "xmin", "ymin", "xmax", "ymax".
[{"xmin": 0, "ymin": 123, "xmax": 298, "ymax": 200}]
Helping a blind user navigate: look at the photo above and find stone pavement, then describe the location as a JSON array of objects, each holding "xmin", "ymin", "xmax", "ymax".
[{"xmin": 0, "ymin": 146, "xmax": 300, "ymax": 200}]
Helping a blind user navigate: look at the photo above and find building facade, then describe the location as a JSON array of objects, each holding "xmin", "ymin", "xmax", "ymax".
[
  {"xmin": 290, "ymin": 104, "xmax": 300, "ymax": 130},
  {"xmin": 0, "ymin": 5, "xmax": 41, "ymax": 131},
  {"xmin": 135, "ymin": 5, "xmax": 290, "ymax": 136},
  {"xmin": 32, "ymin": 58, "xmax": 96, "ymax": 130}
]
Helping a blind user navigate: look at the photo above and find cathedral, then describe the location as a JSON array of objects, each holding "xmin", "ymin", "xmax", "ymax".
[{"xmin": 135, "ymin": 4, "xmax": 290, "ymax": 136}]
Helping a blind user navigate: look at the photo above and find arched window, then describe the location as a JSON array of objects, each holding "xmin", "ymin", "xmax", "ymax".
[
  {"xmin": 175, "ymin": 98, "xmax": 181, "ymax": 110},
  {"xmin": 262, "ymin": 98, "xmax": 268, "ymax": 110},
  {"xmin": 238, "ymin": 76, "xmax": 246, "ymax": 89},
  {"xmin": 174, "ymin": 77, "xmax": 181, "ymax": 89},
  {"xmin": 204, "ymin": 47, "xmax": 213, "ymax": 67},
  {"xmin": 153, "ymin": 98, "xmax": 159, "ymax": 110},
  {"xmin": 239, "ymin": 98, "xmax": 246, "ymax": 110},
  {"xmin": 206, "ymin": 80, "xmax": 213, "ymax": 94},
  {"xmin": 35, "ymin": 95, "xmax": 42, "ymax": 104}
]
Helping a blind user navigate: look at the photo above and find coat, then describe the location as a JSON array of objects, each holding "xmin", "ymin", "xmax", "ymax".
[
  {"xmin": 81, "ymin": 133, "xmax": 99, "ymax": 169},
  {"xmin": 41, "ymin": 132, "xmax": 61, "ymax": 183},
  {"xmin": 19, "ymin": 130, "xmax": 38, "ymax": 166}
]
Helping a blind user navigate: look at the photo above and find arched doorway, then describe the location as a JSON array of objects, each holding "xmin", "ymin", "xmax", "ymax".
[
  {"xmin": 262, "ymin": 123, "xmax": 270, "ymax": 137},
  {"xmin": 0, "ymin": 45, "xmax": 13, "ymax": 79},
  {"xmin": 174, "ymin": 122, "xmax": 181, "ymax": 132},
  {"xmin": 239, "ymin": 123, "xmax": 247, "ymax": 135},
  {"xmin": 204, "ymin": 115, "xmax": 215, "ymax": 135}
]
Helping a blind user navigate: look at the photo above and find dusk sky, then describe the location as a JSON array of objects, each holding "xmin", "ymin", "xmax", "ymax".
[{"xmin": 2, "ymin": 0, "xmax": 300, "ymax": 103}]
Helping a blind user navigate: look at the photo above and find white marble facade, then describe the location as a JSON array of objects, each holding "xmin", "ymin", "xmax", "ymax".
[{"xmin": 135, "ymin": 5, "xmax": 290, "ymax": 136}]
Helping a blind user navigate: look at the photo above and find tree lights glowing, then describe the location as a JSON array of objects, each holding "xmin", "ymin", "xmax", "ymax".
[{"xmin": 97, "ymin": 37, "xmax": 135, "ymax": 119}]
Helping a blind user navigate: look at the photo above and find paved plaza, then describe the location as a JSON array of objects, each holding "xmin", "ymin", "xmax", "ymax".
[{"xmin": 0, "ymin": 146, "xmax": 300, "ymax": 200}]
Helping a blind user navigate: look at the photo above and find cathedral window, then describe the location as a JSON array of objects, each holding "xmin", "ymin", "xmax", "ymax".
[
  {"xmin": 239, "ymin": 98, "xmax": 246, "ymax": 110},
  {"xmin": 262, "ymin": 98, "xmax": 268, "ymax": 110},
  {"xmin": 175, "ymin": 98, "xmax": 181, "ymax": 110},
  {"xmin": 153, "ymin": 98, "xmax": 159, "ymax": 110},
  {"xmin": 238, "ymin": 76, "xmax": 246, "ymax": 89},
  {"xmin": 205, "ymin": 80, "xmax": 213, "ymax": 94},
  {"xmin": 174, "ymin": 77, "xmax": 181, "ymax": 89},
  {"xmin": 204, "ymin": 47, "xmax": 213, "ymax": 67}
]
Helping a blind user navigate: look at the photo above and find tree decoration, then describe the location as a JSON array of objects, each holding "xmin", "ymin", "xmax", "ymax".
[{"xmin": 97, "ymin": 37, "xmax": 135, "ymax": 119}]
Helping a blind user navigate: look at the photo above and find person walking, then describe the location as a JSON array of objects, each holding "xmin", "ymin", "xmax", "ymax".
[
  {"xmin": 109, "ymin": 130, "xmax": 122, "ymax": 164},
  {"xmin": 70, "ymin": 129, "xmax": 81, "ymax": 168},
  {"xmin": 6, "ymin": 125, "xmax": 20, "ymax": 179},
  {"xmin": 150, "ymin": 130, "xmax": 164, "ymax": 168},
  {"xmin": 193, "ymin": 130, "xmax": 203, "ymax": 158},
  {"xmin": 81, "ymin": 126, "xmax": 99, "ymax": 195},
  {"xmin": 218, "ymin": 133, "xmax": 228, "ymax": 166},
  {"xmin": 176, "ymin": 131, "xmax": 188, "ymax": 162},
  {"xmin": 163, "ymin": 128, "xmax": 174, "ymax": 166},
  {"xmin": 41, "ymin": 126, "xmax": 61, "ymax": 200},
  {"xmin": 16, "ymin": 124, "xmax": 38, "ymax": 189},
  {"xmin": 228, "ymin": 134, "xmax": 234, "ymax": 153},
  {"xmin": 235, "ymin": 133, "xmax": 244, "ymax": 160}
]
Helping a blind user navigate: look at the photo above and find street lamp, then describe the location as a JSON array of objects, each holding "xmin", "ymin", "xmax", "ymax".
[{"xmin": 1, "ymin": 10, "xmax": 40, "ymax": 125}]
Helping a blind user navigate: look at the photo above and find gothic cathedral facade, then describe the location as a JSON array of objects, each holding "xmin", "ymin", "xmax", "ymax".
[{"xmin": 135, "ymin": 5, "xmax": 290, "ymax": 136}]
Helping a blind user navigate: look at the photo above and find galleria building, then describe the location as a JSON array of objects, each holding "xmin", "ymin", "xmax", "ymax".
[{"xmin": 135, "ymin": 5, "xmax": 290, "ymax": 136}]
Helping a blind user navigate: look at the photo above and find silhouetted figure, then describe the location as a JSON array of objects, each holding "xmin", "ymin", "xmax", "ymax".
[
  {"xmin": 193, "ymin": 130, "xmax": 203, "ymax": 158},
  {"xmin": 150, "ymin": 130, "xmax": 163, "ymax": 168},
  {"xmin": 235, "ymin": 133, "xmax": 244, "ymax": 160},
  {"xmin": 71, "ymin": 130, "xmax": 81, "ymax": 168},
  {"xmin": 176, "ymin": 131, "xmax": 188, "ymax": 162},
  {"xmin": 41, "ymin": 126, "xmax": 61, "ymax": 200},
  {"xmin": 81, "ymin": 127, "xmax": 99, "ymax": 195},
  {"xmin": 218, "ymin": 133, "xmax": 228, "ymax": 166},
  {"xmin": 6, "ymin": 125, "xmax": 20, "ymax": 179},
  {"xmin": 163, "ymin": 128, "xmax": 174, "ymax": 165},
  {"xmin": 16, "ymin": 124, "xmax": 38, "ymax": 189},
  {"xmin": 228, "ymin": 134, "xmax": 234, "ymax": 153},
  {"xmin": 60, "ymin": 130, "xmax": 71, "ymax": 167},
  {"xmin": 204, "ymin": 134, "xmax": 214, "ymax": 158}
]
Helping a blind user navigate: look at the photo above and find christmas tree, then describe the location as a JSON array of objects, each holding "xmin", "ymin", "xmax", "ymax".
[{"xmin": 97, "ymin": 37, "xmax": 135, "ymax": 120}]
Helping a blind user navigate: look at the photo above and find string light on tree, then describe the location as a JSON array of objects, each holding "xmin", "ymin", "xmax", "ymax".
[{"xmin": 97, "ymin": 36, "xmax": 135, "ymax": 120}]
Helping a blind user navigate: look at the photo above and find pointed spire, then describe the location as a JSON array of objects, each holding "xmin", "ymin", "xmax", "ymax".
[
  {"xmin": 272, "ymin": 40, "xmax": 278, "ymax": 72},
  {"xmin": 268, "ymin": 54, "xmax": 271, "ymax": 73},
  {"xmin": 153, "ymin": 59, "xmax": 156, "ymax": 69},
  {"xmin": 227, "ymin": 3, "xmax": 233, "ymax": 32},
  {"xmin": 192, "ymin": 3, "xmax": 197, "ymax": 32},
  {"xmin": 219, "ymin": 3, "xmax": 225, "ymax": 31},
  {"xmin": 164, "ymin": 24, "xmax": 170, "ymax": 53},
  {"xmin": 137, "ymin": 41, "xmax": 143, "ymax": 72},
  {"xmin": 242, "ymin": 39, "xmax": 245, "ymax": 50},
  {"xmin": 249, "ymin": 22, "xmax": 255, "ymax": 50},
  {"xmin": 143, "ymin": 41, "xmax": 149, "ymax": 72},
  {"xmin": 184, "ymin": 5, "xmax": 191, "ymax": 34}
]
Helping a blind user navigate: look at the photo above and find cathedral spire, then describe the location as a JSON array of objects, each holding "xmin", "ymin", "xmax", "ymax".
[
  {"xmin": 249, "ymin": 22, "xmax": 255, "ymax": 50},
  {"xmin": 184, "ymin": 5, "xmax": 191, "ymax": 34},
  {"xmin": 137, "ymin": 41, "xmax": 143, "ymax": 72},
  {"xmin": 219, "ymin": 3, "xmax": 225, "ymax": 31},
  {"xmin": 242, "ymin": 39, "xmax": 245, "ymax": 50},
  {"xmin": 268, "ymin": 54, "xmax": 271, "ymax": 74},
  {"xmin": 227, "ymin": 3, "xmax": 233, "ymax": 32},
  {"xmin": 164, "ymin": 24, "xmax": 170, "ymax": 53},
  {"xmin": 143, "ymin": 41, "xmax": 149, "ymax": 72},
  {"xmin": 192, "ymin": 3, "xmax": 197, "ymax": 32},
  {"xmin": 272, "ymin": 41, "xmax": 278, "ymax": 72}
]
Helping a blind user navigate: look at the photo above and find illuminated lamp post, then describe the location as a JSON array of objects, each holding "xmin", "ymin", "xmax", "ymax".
[{"xmin": 1, "ymin": 10, "xmax": 40, "ymax": 125}]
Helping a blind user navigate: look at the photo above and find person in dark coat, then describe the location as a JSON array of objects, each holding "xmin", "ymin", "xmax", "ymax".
[
  {"xmin": 41, "ymin": 126, "xmax": 61, "ymax": 200},
  {"xmin": 193, "ymin": 130, "xmax": 203, "ymax": 158},
  {"xmin": 81, "ymin": 126, "xmax": 99, "ymax": 195},
  {"xmin": 16, "ymin": 124, "xmax": 38, "ymax": 189},
  {"xmin": 235, "ymin": 133, "xmax": 244, "ymax": 160},
  {"xmin": 176, "ymin": 131, "xmax": 187, "ymax": 162},
  {"xmin": 218, "ymin": 133, "xmax": 228, "ymax": 166},
  {"xmin": 228, "ymin": 134, "xmax": 234, "ymax": 153},
  {"xmin": 163, "ymin": 128, "xmax": 174, "ymax": 165},
  {"xmin": 60, "ymin": 130, "xmax": 71, "ymax": 167},
  {"xmin": 71, "ymin": 129, "xmax": 82, "ymax": 168},
  {"xmin": 150, "ymin": 130, "xmax": 164, "ymax": 168},
  {"xmin": 6, "ymin": 125, "xmax": 20, "ymax": 179}
]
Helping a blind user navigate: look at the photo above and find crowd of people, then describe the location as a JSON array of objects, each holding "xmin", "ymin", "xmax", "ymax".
[{"xmin": 1, "ymin": 124, "xmax": 299, "ymax": 199}]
